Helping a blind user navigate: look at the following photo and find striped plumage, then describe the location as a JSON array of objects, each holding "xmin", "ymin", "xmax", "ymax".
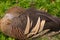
[{"xmin": 0, "ymin": 6, "xmax": 60, "ymax": 40}]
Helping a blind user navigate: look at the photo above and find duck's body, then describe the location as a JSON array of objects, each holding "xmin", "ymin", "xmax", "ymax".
[{"xmin": 0, "ymin": 6, "xmax": 60, "ymax": 40}]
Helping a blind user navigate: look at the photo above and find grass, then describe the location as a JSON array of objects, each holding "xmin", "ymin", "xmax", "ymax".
[{"xmin": 0, "ymin": 0, "xmax": 60, "ymax": 40}]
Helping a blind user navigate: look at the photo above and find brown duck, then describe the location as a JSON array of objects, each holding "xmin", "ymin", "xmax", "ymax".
[{"xmin": 0, "ymin": 6, "xmax": 60, "ymax": 40}]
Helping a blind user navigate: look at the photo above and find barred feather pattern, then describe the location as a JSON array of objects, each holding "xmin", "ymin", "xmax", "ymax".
[{"xmin": 24, "ymin": 16, "xmax": 46, "ymax": 39}]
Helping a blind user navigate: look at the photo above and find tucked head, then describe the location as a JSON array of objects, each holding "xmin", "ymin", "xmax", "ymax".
[{"xmin": 5, "ymin": 6, "xmax": 25, "ymax": 17}]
